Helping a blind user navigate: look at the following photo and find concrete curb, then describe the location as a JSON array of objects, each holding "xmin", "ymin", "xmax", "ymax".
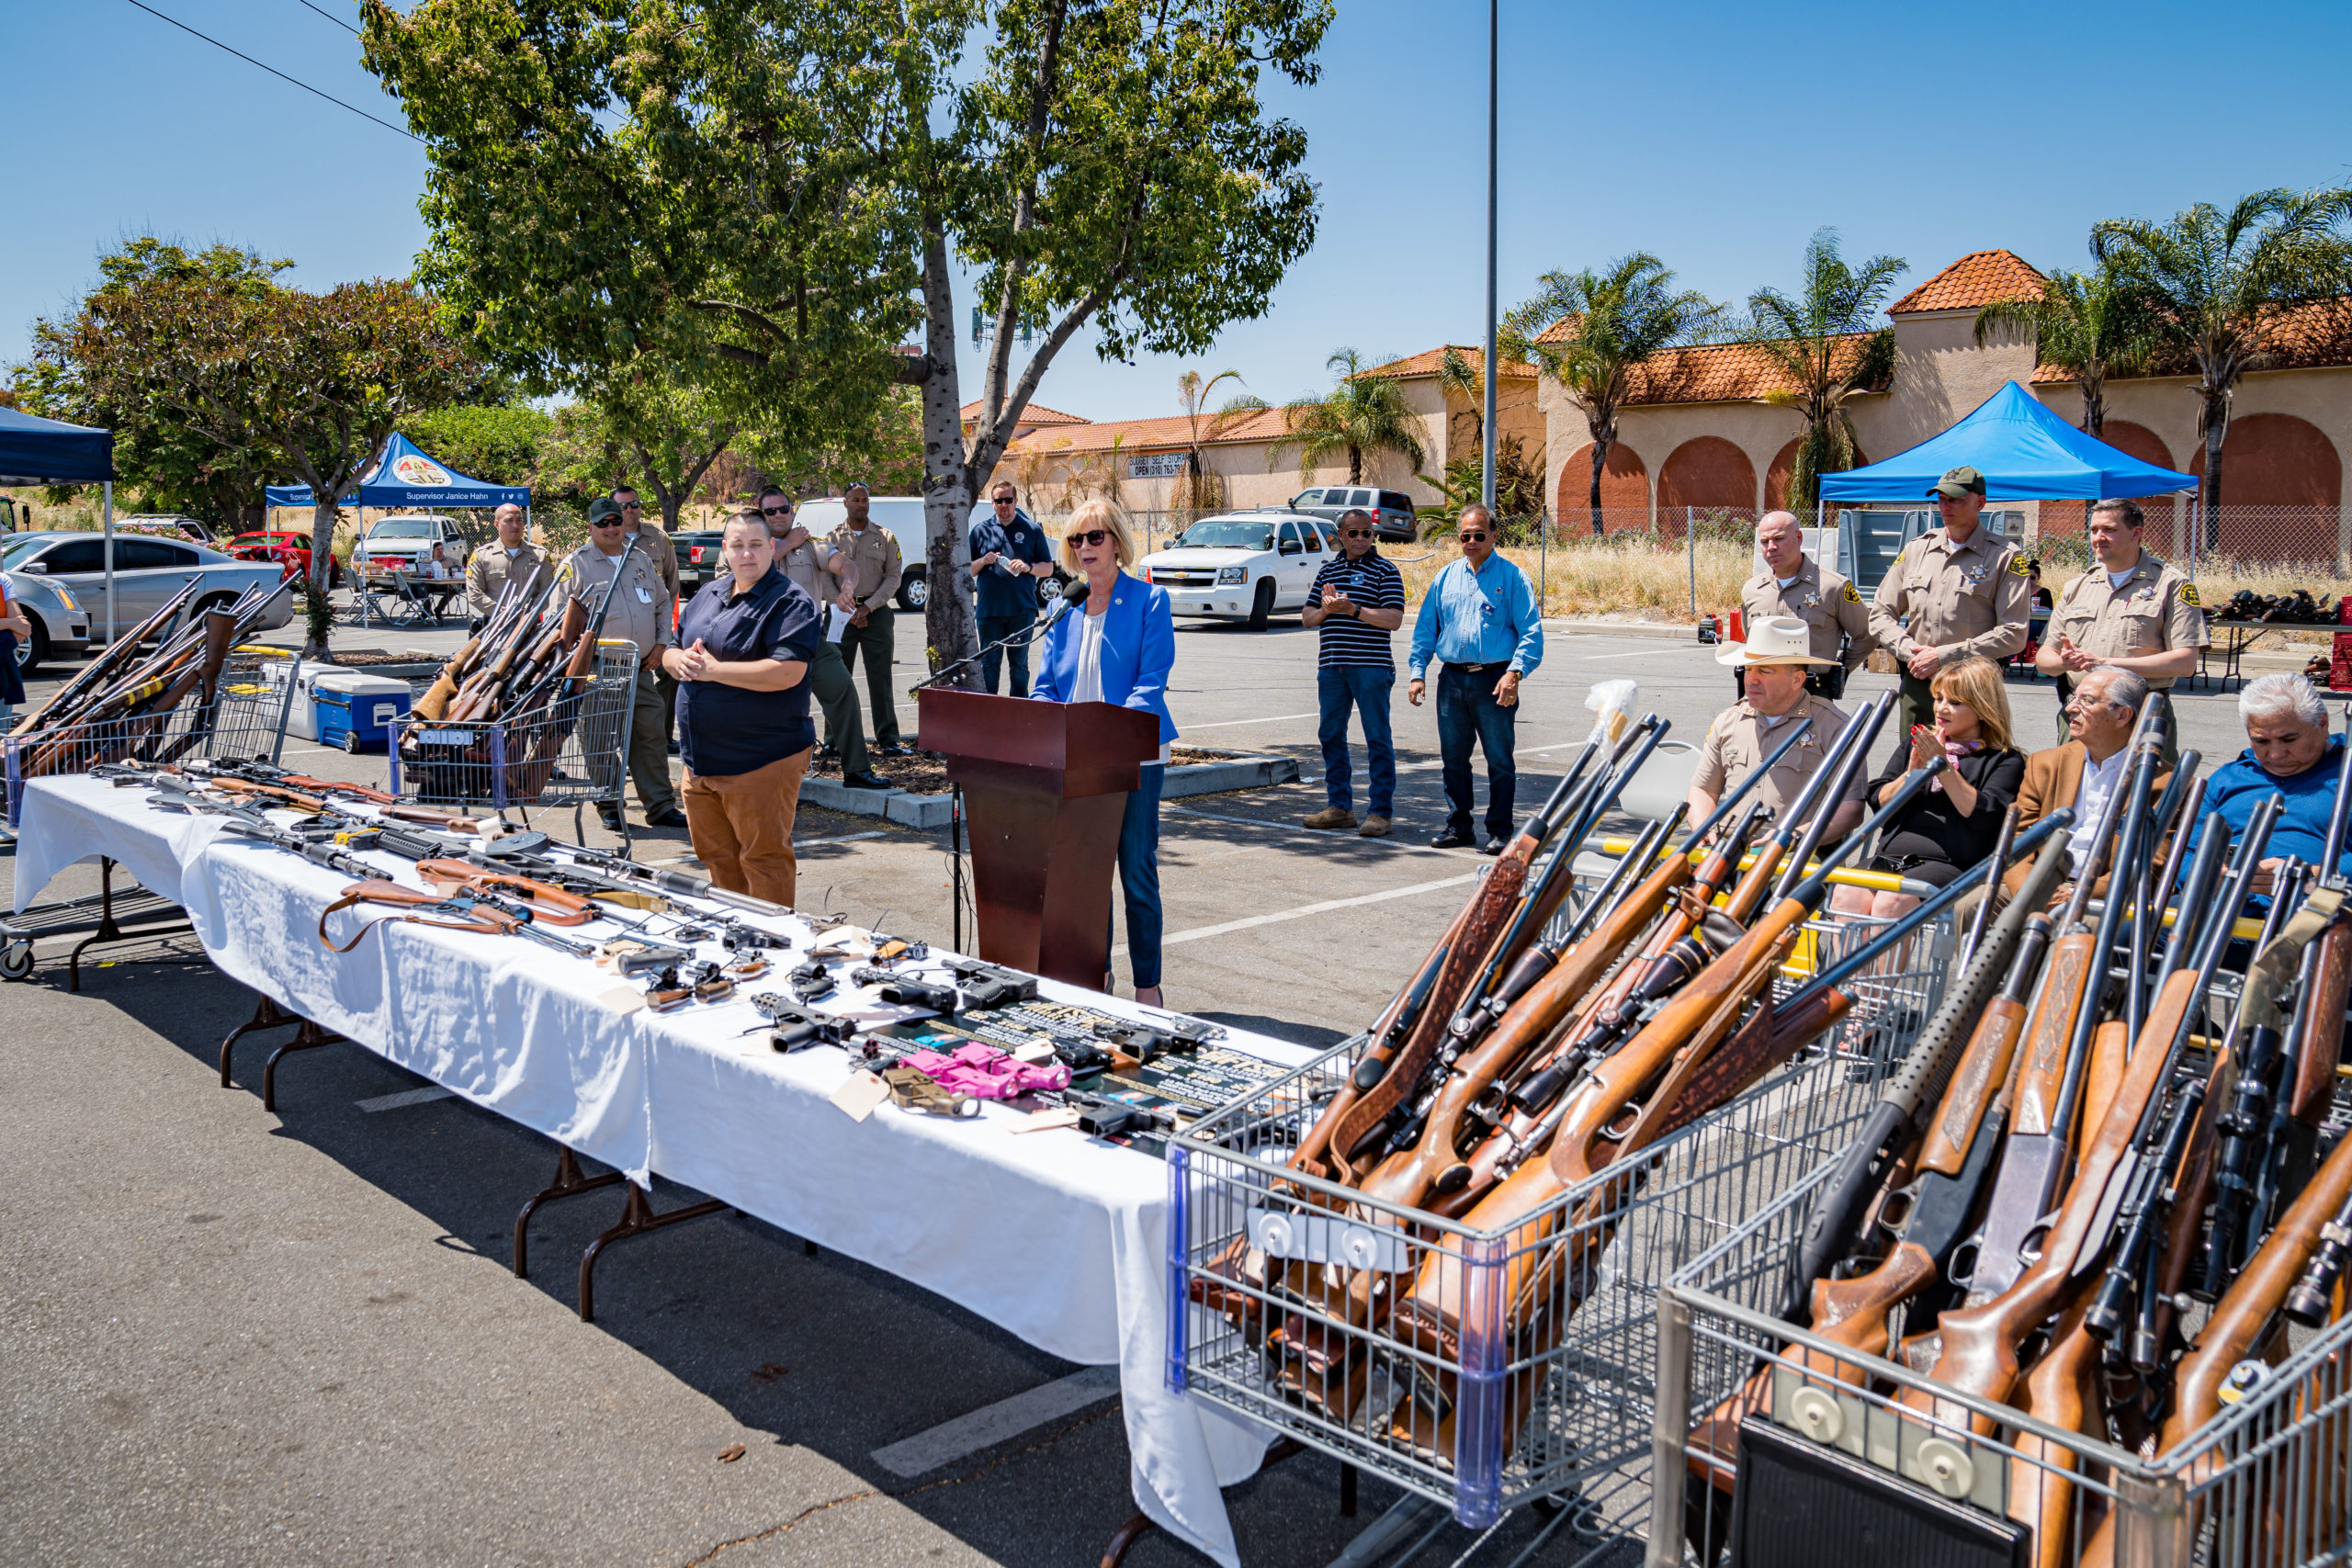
[{"xmin": 798, "ymin": 751, "xmax": 1299, "ymax": 829}]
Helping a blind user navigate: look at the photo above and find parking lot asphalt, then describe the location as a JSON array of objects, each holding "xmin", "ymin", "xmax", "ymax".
[{"xmin": 0, "ymin": 606, "xmax": 2294, "ymax": 1566}]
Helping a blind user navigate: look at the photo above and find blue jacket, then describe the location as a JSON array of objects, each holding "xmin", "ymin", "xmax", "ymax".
[
  {"xmin": 2203, "ymin": 737, "xmax": 2352, "ymax": 904},
  {"xmin": 1032, "ymin": 573, "xmax": 1179, "ymax": 745}
]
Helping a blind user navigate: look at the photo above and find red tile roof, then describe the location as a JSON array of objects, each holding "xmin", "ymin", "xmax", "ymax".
[
  {"xmin": 2030, "ymin": 296, "xmax": 2352, "ymax": 383},
  {"xmin": 1003, "ymin": 408, "xmax": 1294, "ymax": 457},
  {"xmin": 1889, "ymin": 249, "xmax": 2047, "ymax": 314},
  {"xmin": 1358, "ymin": 344, "xmax": 1537, "ymax": 380},
  {"xmin": 960, "ymin": 400, "xmax": 1091, "ymax": 427}
]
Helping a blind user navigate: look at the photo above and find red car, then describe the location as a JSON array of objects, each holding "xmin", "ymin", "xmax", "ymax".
[{"xmin": 228, "ymin": 530, "xmax": 345, "ymax": 588}]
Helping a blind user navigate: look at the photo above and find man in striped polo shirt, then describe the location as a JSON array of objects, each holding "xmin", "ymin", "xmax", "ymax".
[{"xmin": 1302, "ymin": 509, "xmax": 1408, "ymax": 837}]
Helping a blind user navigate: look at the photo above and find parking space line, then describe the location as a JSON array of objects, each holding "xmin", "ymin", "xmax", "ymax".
[
  {"xmin": 1180, "ymin": 711, "xmax": 1318, "ymax": 729},
  {"xmin": 356, "ymin": 1086, "xmax": 457, "ymax": 1112},
  {"xmin": 1125, "ymin": 872, "xmax": 1480, "ymax": 955},
  {"xmin": 868, "ymin": 1365, "xmax": 1120, "ymax": 1477}
]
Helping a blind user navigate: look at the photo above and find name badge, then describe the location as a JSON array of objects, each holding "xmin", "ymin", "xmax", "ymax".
[{"xmin": 635, "ymin": 585, "xmax": 653, "ymax": 604}]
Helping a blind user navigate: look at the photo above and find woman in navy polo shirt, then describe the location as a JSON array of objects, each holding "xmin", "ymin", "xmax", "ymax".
[
  {"xmin": 661, "ymin": 509, "xmax": 822, "ymax": 904},
  {"xmin": 1033, "ymin": 499, "xmax": 1177, "ymax": 1005}
]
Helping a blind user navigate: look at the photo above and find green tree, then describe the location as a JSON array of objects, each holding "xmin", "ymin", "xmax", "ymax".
[
  {"xmin": 1973, "ymin": 261, "xmax": 2165, "ymax": 438},
  {"xmin": 15, "ymin": 238, "xmax": 295, "ymax": 527},
  {"xmin": 2091, "ymin": 187, "xmax": 2352, "ymax": 538},
  {"xmin": 65, "ymin": 272, "xmax": 473, "ymax": 653},
  {"xmin": 596, "ymin": 368, "xmax": 740, "ymax": 533},
  {"xmin": 403, "ymin": 402, "xmax": 552, "ymax": 487},
  {"xmin": 364, "ymin": 0, "xmax": 1329, "ymax": 682},
  {"xmin": 1737, "ymin": 230, "xmax": 1903, "ymax": 515},
  {"xmin": 1504, "ymin": 254, "xmax": 1723, "ymax": 533},
  {"xmin": 1270, "ymin": 349, "xmax": 1427, "ymax": 490},
  {"xmin": 1173, "ymin": 368, "xmax": 1265, "ymax": 513}
]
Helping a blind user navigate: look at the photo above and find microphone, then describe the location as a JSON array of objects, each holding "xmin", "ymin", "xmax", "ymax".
[{"xmin": 908, "ymin": 578, "xmax": 1091, "ymax": 693}]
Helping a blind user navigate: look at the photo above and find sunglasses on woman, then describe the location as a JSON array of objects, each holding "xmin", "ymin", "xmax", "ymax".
[{"xmin": 1068, "ymin": 529, "xmax": 1111, "ymax": 547}]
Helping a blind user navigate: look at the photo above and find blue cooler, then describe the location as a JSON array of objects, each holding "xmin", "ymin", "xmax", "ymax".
[{"xmin": 313, "ymin": 671, "xmax": 413, "ymax": 753}]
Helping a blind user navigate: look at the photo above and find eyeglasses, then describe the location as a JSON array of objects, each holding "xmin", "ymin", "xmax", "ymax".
[{"xmin": 1068, "ymin": 529, "xmax": 1111, "ymax": 547}]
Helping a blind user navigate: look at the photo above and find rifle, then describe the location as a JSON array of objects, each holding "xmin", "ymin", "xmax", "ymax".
[
  {"xmin": 1958, "ymin": 803, "xmax": 2020, "ymax": 970},
  {"xmin": 317, "ymin": 878, "xmax": 601, "ymax": 957},
  {"xmin": 6, "ymin": 575, "xmax": 206, "ymax": 735},
  {"xmin": 1962, "ymin": 712, "xmax": 2165, "ymax": 1301},
  {"xmin": 506, "ymin": 540, "xmax": 639, "ymax": 801},
  {"xmin": 411, "ymin": 858, "xmax": 601, "ymax": 925},
  {"xmin": 1397, "ymin": 758, "xmax": 1952, "ymax": 1359},
  {"xmin": 1786, "ymin": 829, "xmax": 2076, "ymax": 1322},
  {"xmin": 533, "ymin": 834, "xmax": 797, "ymax": 920},
  {"xmin": 2124, "ymin": 750, "xmax": 2202, "ymax": 1033},
  {"xmin": 446, "ymin": 576, "xmax": 560, "ymax": 723},
  {"xmin": 417, "ymin": 572, "xmax": 552, "ymax": 719},
  {"xmin": 1910, "ymin": 797, "xmax": 2276, "ymax": 1427}
]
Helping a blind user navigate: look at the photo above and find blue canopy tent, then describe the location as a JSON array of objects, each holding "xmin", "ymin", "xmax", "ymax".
[
  {"xmin": 265, "ymin": 431, "xmax": 531, "ymax": 511},
  {"xmin": 1, "ymin": 406, "xmax": 128, "ymax": 641},
  {"xmin": 1820, "ymin": 380, "xmax": 2199, "ymax": 502}
]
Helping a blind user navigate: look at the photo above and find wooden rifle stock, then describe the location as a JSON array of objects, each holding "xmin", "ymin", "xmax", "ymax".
[
  {"xmin": 8, "ymin": 576, "xmax": 205, "ymax": 736},
  {"xmin": 413, "ymin": 859, "xmax": 599, "ymax": 924},
  {"xmin": 317, "ymin": 880, "xmax": 528, "ymax": 951},
  {"xmin": 2290, "ymin": 918, "xmax": 2352, "ymax": 1124}
]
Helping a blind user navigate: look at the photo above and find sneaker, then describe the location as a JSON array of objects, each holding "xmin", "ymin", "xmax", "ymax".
[
  {"xmin": 1430, "ymin": 829, "xmax": 1475, "ymax": 850},
  {"xmin": 1303, "ymin": 806, "xmax": 1358, "ymax": 830},
  {"xmin": 1358, "ymin": 815, "xmax": 1391, "ymax": 839},
  {"xmin": 842, "ymin": 770, "xmax": 894, "ymax": 791}
]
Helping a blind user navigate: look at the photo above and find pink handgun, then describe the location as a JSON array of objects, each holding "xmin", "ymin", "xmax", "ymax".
[{"xmin": 901, "ymin": 1043, "xmax": 1070, "ymax": 1100}]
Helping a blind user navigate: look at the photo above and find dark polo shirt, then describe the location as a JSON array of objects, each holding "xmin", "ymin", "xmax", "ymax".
[{"xmin": 674, "ymin": 566, "xmax": 822, "ymax": 777}]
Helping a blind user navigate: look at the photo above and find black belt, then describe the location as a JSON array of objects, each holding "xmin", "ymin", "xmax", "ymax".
[{"xmin": 1449, "ymin": 661, "xmax": 1503, "ymax": 674}]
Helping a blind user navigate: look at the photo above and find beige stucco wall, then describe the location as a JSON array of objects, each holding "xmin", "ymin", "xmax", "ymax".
[
  {"xmin": 1538, "ymin": 376, "xmax": 1817, "ymax": 522},
  {"xmin": 1856, "ymin": 310, "xmax": 2038, "ymax": 459}
]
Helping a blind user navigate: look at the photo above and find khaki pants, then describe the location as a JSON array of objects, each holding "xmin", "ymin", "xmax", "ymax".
[
  {"xmin": 811, "ymin": 640, "xmax": 870, "ymax": 775},
  {"xmin": 682, "ymin": 748, "xmax": 810, "ymax": 906},
  {"xmin": 837, "ymin": 608, "xmax": 900, "ymax": 747}
]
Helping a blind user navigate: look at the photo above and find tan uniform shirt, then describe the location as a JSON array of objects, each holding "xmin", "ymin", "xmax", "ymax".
[
  {"xmin": 776, "ymin": 532, "xmax": 842, "ymax": 605},
  {"xmin": 1692, "ymin": 692, "xmax": 1861, "ymax": 819},
  {"xmin": 624, "ymin": 523, "xmax": 681, "ymax": 606},
  {"xmin": 2046, "ymin": 555, "xmax": 2209, "ymax": 691},
  {"xmin": 826, "ymin": 522, "xmax": 903, "ymax": 609},
  {"xmin": 464, "ymin": 541, "xmax": 552, "ymax": 619},
  {"xmin": 1741, "ymin": 558, "xmax": 1873, "ymax": 671},
  {"xmin": 1869, "ymin": 525, "xmax": 2032, "ymax": 667},
  {"xmin": 560, "ymin": 542, "xmax": 675, "ymax": 660}
]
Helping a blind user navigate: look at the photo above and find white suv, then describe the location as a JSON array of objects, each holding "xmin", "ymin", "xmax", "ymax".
[
  {"xmin": 356, "ymin": 514, "xmax": 466, "ymax": 574},
  {"xmin": 1136, "ymin": 510, "xmax": 1337, "ymax": 630}
]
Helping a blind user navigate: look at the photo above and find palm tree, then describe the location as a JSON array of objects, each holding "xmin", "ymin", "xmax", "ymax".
[
  {"xmin": 1504, "ymin": 254, "xmax": 1722, "ymax": 534},
  {"xmin": 1974, "ymin": 261, "xmax": 2165, "ymax": 437},
  {"xmin": 2092, "ymin": 187, "xmax": 2352, "ymax": 541},
  {"xmin": 1174, "ymin": 368, "xmax": 1267, "ymax": 514},
  {"xmin": 1741, "ymin": 230, "xmax": 1904, "ymax": 515},
  {"xmin": 1268, "ymin": 349, "xmax": 1426, "ymax": 488}
]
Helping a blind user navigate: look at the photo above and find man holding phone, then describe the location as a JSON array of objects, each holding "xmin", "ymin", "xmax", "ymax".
[{"xmin": 1302, "ymin": 509, "xmax": 1407, "ymax": 837}]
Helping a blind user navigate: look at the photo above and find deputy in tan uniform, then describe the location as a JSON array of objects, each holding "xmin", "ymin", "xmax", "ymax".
[
  {"xmin": 564, "ymin": 496, "xmax": 682, "ymax": 831},
  {"xmin": 760, "ymin": 486, "xmax": 888, "ymax": 792},
  {"xmin": 824, "ymin": 482, "xmax": 907, "ymax": 754},
  {"xmin": 464, "ymin": 503, "xmax": 551, "ymax": 625},
  {"xmin": 1690, "ymin": 616, "xmax": 1868, "ymax": 840},
  {"xmin": 1739, "ymin": 510, "xmax": 1872, "ymax": 699},
  {"xmin": 612, "ymin": 485, "xmax": 683, "ymax": 753},
  {"xmin": 2036, "ymin": 497, "xmax": 2207, "ymax": 761},
  {"xmin": 1869, "ymin": 465, "xmax": 2033, "ymax": 731}
]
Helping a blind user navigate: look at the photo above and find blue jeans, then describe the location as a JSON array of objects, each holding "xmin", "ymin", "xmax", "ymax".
[
  {"xmin": 1317, "ymin": 665, "xmax": 1395, "ymax": 817},
  {"xmin": 1436, "ymin": 664, "xmax": 1517, "ymax": 840},
  {"xmin": 978, "ymin": 613, "xmax": 1033, "ymax": 697},
  {"xmin": 1111, "ymin": 761, "xmax": 1165, "ymax": 989}
]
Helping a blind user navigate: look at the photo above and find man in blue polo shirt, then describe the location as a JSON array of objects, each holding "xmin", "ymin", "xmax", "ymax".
[
  {"xmin": 967, "ymin": 479, "xmax": 1057, "ymax": 696},
  {"xmin": 1302, "ymin": 509, "xmax": 1408, "ymax": 838},
  {"xmin": 1408, "ymin": 503, "xmax": 1544, "ymax": 852}
]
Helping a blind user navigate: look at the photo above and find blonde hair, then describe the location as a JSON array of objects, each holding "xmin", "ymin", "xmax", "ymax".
[
  {"xmin": 1059, "ymin": 498, "xmax": 1135, "ymax": 571},
  {"xmin": 1930, "ymin": 655, "xmax": 2014, "ymax": 751}
]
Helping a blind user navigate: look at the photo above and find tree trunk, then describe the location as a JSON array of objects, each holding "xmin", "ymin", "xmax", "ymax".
[
  {"xmin": 917, "ymin": 224, "xmax": 981, "ymax": 690},
  {"xmin": 306, "ymin": 493, "xmax": 338, "ymax": 660},
  {"xmin": 2200, "ymin": 390, "xmax": 2230, "ymax": 553},
  {"xmin": 1589, "ymin": 433, "xmax": 1609, "ymax": 536},
  {"xmin": 2081, "ymin": 378, "xmax": 2104, "ymax": 439},
  {"xmin": 1347, "ymin": 445, "xmax": 1362, "ymax": 485}
]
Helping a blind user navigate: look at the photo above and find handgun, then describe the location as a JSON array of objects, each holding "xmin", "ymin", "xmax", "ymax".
[
  {"xmin": 852, "ymin": 965, "xmax": 958, "ymax": 1011},
  {"xmin": 947, "ymin": 958, "xmax": 1038, "ymax": 1010}
]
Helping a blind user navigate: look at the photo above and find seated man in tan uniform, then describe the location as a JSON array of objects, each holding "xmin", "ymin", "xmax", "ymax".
[
  {"xmin": 1690, "ymin": 615, "xmax": 1867, "ymax": 842},
  {"xmin": 1738, "ymin": 510, "xmax": 1871, "ymax": 700}
]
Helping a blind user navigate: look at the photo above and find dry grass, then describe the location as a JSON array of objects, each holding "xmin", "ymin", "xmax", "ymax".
[{"xmin": 1392, "ymin": 534, "xmax": 1751, "ymax": 621}]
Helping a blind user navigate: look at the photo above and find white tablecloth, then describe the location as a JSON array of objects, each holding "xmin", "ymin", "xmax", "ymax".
[{"xmin": 13, "ymin": 775, "xmax": 1283, "ymax": 1565}]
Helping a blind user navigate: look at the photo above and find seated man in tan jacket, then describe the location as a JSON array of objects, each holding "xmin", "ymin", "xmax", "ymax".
[{"xmin": 2005, "ymin": 664, "xmax": 2168, "ymax": 905}]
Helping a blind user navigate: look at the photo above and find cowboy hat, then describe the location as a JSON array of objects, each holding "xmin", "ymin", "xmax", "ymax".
[{"xmin": 1715, "ymin": 615, "xmax": 1835, "ymax": 667}]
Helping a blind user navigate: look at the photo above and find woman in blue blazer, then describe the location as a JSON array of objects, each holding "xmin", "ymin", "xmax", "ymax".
[{"xmin": 1032, "ymin": 499, "xmax": 1177, "ymax": 1005}]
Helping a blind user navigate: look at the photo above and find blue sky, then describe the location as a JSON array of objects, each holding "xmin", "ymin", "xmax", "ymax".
[{"xmin": 9, "ymin": 0, "xmax": 2352, "ymax": 429}]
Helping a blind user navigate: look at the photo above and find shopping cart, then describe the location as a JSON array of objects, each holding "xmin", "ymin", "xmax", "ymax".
[
  {"xmin": 2, "ymin": 648, "xmax": 300, "ymax": 986},
  {"xmin": 1650, "ymin": 991, "xmax": 2352, "ymax": 1568},
  {"xmin": 388, "ymin": 639, "xmax": 638, "ymax": 841},
  {"xmin": 1167, "ymin": 900, "xmax": 1957, "ymax": 1564}
]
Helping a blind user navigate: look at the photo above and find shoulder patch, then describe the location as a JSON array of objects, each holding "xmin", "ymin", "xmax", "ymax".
[
  {"xmin": 2180, "ymin": 582, "xmax": 2201, "ymax": 609},
  {"xmin": 1842, "ymin": 581, "xmax": 1860, "ymax": 603},
  {"xmin": 2007, "ymin": 555, "xmax": 2030, "ymax": 576}
]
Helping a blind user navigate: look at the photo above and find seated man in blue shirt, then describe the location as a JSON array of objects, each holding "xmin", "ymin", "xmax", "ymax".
[
  {"xmin": 1408, "ymin": 503, "xmax": 1544, "ymax": 852},
  {"xmin": 967, "ymin": 479, "xmax": 1057, "ymax": 696},
  {"xmin": 2204, "ymin": 671, "xmax": 2352, "ymax": 909}
]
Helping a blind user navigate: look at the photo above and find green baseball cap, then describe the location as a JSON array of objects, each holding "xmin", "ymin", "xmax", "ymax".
[
  {"xmin": 587, "ymin": 497, "xmax": 626, "ymax": 525},
  {"xmin": 1929, "ymin": 466, "xmax": 1987, "ymax": 500}
]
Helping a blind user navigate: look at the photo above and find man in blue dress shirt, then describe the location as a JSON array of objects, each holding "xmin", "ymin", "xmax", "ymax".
[{"xmin": 1408, "ymin": 503, "xmax": 1544, "ymax": 852}]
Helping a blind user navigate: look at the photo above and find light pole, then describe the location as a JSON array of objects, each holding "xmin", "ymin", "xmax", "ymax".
[{"xmin": 1481, "ymin": 0, "xmax": 1498, "ymax": 513}]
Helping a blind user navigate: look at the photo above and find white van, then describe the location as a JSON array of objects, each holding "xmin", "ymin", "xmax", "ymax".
[{"xmin": 793, "ymin": 495, "xmax": 966, "ymax": 611}]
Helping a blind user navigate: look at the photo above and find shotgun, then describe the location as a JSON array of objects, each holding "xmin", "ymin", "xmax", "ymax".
[
  {"xmin": 6, "ymin": 575, "xmax": 205, "ymax": 735},
  {"xmin": 506, "ymin": 540, "xmax": 642, "ymax": 801},
  {"xmin": 1396, "ymin": 759, "xmax": 1951, "ymax": 1360},
  {"xmin": 1958, "ymin": 803, "xmax": 2019, "ymax": 970}
]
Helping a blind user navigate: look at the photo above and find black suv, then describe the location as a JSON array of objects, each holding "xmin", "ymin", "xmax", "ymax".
[{"xmin": 1287, "ymin": 486, "xmax": 1419, "ymax": 543}]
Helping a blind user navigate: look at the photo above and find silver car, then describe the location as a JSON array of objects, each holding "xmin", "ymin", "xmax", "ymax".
[{"xmin": 1, "ymin": 532, "xmax": 291, "ymax": 665}]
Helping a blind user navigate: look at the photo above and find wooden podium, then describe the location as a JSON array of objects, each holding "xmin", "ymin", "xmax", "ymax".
[{"xmin": 918, "ymin": 689, "xmax": 1160, "ymax": 990}]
